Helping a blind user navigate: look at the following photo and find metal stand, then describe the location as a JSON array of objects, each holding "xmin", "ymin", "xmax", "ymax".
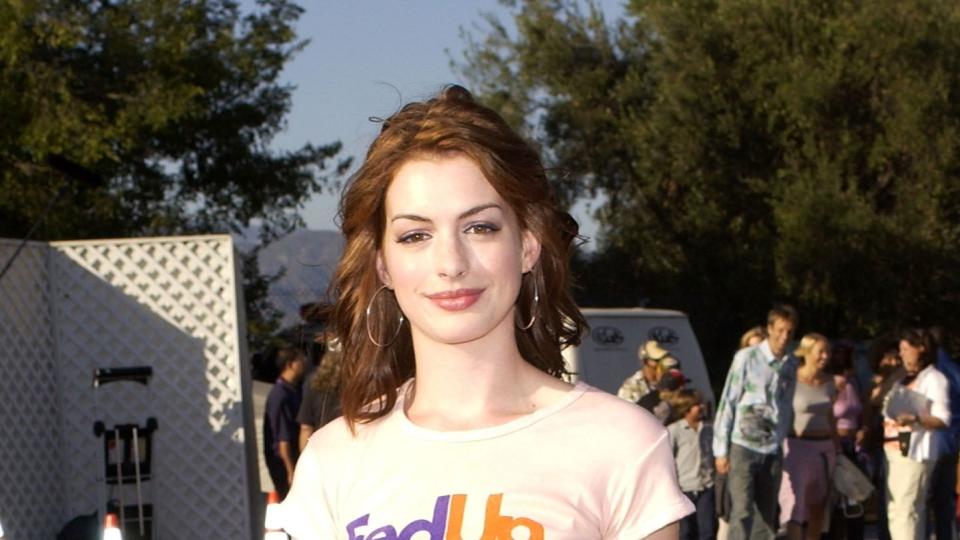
[{"xmin": 93, "ymin": 366, "xmax": 157, "ymax": 540}]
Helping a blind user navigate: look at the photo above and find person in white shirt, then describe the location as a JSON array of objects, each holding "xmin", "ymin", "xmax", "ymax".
[
  {"xmin": 882, "ymin": 327, "xmax": 950, "ymax": 540},
  {"xmin": 279, "ymin": 85, "xmax": 693, "ymax": 540}
]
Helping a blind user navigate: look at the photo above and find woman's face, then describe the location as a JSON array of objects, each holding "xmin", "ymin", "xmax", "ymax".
[
  {"xmin": 807, "ymin": 340, "xmax": 831, "ymax": 372},
  {"xmin": 377, "ymin": 155, "xmax": 540, "ymax": 347},
  {"xmin": 899, "ymin": 340, "xmax": 925, "ymax": 375}
]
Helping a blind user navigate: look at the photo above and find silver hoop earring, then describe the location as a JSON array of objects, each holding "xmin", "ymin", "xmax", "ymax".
[
  {"xmin": 366, "ymin": 286, "xmax": 405, "ymax": 347},
  {"xmin": 518, "ymin": 281, "xmax": 539, "ymax": 330}
]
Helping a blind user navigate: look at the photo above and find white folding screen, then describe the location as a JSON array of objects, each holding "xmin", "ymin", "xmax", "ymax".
[
  {"xmin": 0, "ymin": 235, "xmax": 258, "ymax": 540},
  {"xmin": 0, "ymin": 241, "xmax": 62, "ymax": 538}
]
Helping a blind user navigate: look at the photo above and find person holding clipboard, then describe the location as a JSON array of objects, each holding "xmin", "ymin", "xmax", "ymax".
[{"xmin": 882, "ymin": 328, "xmax": 950, "ymax": 540}]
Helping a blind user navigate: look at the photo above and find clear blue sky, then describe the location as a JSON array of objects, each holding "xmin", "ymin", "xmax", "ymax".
[{"xmin": 268, "ymin": 1, "xmax": 624, "ymax": 245}]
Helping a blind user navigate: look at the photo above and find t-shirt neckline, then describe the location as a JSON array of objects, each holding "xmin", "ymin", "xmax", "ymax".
[{"xmin": 394, "ymin": 380, "xmax": 588, "ymax": 442}]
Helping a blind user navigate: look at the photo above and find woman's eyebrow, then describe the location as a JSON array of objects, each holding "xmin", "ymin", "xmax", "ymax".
[
  {"xmin": 390, "ymin": 203, "xmax": 502, "ymax": 223},
  {"xmin": 458, "ymin": 203, "xmax": 502, "ymax": 219}
]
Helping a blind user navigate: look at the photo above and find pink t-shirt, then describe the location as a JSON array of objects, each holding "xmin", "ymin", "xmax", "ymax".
[
  {"xmin": 833, "ymin": 375, "xmax": 863, "ymax": 432},
  {"xmin": 280, "ymin": 381, "xmax": 694, "ymax": 539}
]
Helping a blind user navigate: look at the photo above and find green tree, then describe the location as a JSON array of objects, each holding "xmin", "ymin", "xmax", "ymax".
[
  {"xmin": 0, "ymin": 0, "xmax": 349, "ymax": 347},
  {"xmin": 458, "ymin": 0, "xmax": 960, "ymax": 381}
]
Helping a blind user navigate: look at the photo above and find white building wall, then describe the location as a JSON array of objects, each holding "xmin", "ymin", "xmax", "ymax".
[{"xmin": 0, "ymin": 235, "xmax": 258, "ymax": 540}]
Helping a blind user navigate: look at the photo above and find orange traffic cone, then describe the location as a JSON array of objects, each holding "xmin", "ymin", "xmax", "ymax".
[
  {"xmin": 264, "ymin": 491, "xmax": 287, "ymax": 539},
  {"xmin": 103, "ymin": 512, "xmax": 123, "ymax": 540}
]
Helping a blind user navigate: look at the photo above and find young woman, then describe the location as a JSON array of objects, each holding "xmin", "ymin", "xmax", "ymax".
[
  {"xmin": 826, "ymin": 342, "xmax": 865, "ymax": 540},
  {"xmin": 279, "ymin": 86, "xmax": 693, "ymax": 539},
  {"xmin": 779, "ymin": 333, "xmax": 837, "ymax": 540}
]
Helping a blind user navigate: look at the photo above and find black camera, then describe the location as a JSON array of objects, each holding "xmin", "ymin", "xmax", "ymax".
[{"xmin": 898, "ymin": 431, "xmax": 912, "ymax": 457}]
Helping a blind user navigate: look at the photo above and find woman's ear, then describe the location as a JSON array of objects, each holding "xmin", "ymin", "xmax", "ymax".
[
  {"xmin": 521, "ymin": 230, "xmax": 542, "ymax": 274},
  {"xmin": 376, "ymin": 252, "xmax": 393, "ymax": 288}
]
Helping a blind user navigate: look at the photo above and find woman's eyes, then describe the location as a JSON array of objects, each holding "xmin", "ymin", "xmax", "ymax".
[
  {"xmin": 395, "ymin": 222, "xmax": 501, "ymax": 244},
  {"xmin": 397, "ymin": 231, "xmax": 430, "ymax": 244},
  {"xmin": 464, "ymin": 222, "xmax": 501, "ymax": 235}
]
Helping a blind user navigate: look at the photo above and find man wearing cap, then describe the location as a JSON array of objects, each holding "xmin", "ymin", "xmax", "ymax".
[
  {"xmin": 713, "ymin": 305, "xmax": 798, "ymax": 540},
  {"xmin": 618, "ymin": 340, "xmax": 675, "ymax": 403}
]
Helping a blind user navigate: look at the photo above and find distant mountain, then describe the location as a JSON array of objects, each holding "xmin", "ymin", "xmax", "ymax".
[{"xmin": 255, "ymin": 228, "xmax": 344, "ymax": 327}]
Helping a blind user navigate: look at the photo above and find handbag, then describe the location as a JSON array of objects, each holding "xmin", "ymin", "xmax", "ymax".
[{"xmin": 833, "ymin": 453, "xmax": 874, "ymax": 503}]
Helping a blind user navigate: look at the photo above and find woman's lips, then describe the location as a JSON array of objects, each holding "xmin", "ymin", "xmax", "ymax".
[{"xmin": 426, "ymin": 288, "xmax": 484, "ymax": 311}]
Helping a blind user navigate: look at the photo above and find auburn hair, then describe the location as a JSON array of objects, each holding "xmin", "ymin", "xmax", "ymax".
[{"xmin": 327, "ymin": 85, "xmax": 586, "ymax": 430}]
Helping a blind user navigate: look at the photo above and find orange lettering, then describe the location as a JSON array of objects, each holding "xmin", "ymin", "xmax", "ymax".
[
  {"xmin": 444, "ymin": 494, "xmax": 467, "ymax": 540},
  {"xmin": 480, "ymin": 494, "xmax": 544, "ymax": 540}
]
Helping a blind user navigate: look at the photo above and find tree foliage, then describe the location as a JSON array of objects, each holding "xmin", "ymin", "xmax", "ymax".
[
  {"xmin": 458, "ymin": 0, "xmax": 960, "ymax": 377},
  {"xmin": 0, "ymin": 0, "xmax": 349, "ymax": 348},
  {"xmin": 0, "ymin": 0, "xmax": 349, "ymax": 239}
]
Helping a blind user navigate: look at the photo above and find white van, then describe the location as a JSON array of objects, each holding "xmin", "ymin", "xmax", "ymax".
[{"xmin": 563, "ymin": 308, "xmax": 715, "ymax": 409}]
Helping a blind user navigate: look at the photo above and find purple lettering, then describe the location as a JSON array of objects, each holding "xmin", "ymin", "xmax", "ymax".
[
  {"xmin": 367, "ymin": 525, "xmax": 399, "ymax": 540},
  {"xmin": 398, "ymin": 495, "xmax": 450, "ymax": 540},
  {"xmin": 347, "ymin": 514, "xmax": 370, "ymax": 540}
]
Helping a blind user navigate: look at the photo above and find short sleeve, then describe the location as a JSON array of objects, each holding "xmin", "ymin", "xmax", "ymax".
[
  {"xmin": 280, "ymin": 438, "xmax": 339, "ymax": 540},
  {"xmin": 603, "ymin": 431, "xmax": 695, "ymax": 539}
]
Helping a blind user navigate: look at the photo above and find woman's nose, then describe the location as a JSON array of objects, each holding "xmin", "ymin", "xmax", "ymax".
[{"xmin": 434, "ymin": 233, "xmax": 468, "ymax": 278}]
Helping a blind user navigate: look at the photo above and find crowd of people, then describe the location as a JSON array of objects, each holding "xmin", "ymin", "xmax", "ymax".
[{"xmin": 618, "ymin": 305, "xmax": 960, "ymax": 540}]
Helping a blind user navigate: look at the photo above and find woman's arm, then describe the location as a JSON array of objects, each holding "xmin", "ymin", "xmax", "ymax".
[
  {"xmin": 896, "ymin": 412, "xmax": 947, "ymax": 430},
  {"xmin": 645, "ymin": 521, "xmax": 680, "ymax": 540}
]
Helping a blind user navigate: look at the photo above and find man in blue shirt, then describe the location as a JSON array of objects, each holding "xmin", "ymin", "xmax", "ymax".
[
  {"xmin": 264, "ymin": 346, "xmax": 306, "ymax": 498},
  {"xmin": 713, "ymin": 305, "xmax": 798, "ymax": 540},
  {"xmin": 930, "ymin": 326, "xmax": 960, "ymax": 540}
]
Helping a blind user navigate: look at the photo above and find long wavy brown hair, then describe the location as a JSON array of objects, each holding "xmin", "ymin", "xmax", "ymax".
[{"xmin": 328, "ymin": 85, "xmax": 586, "ymax": 430}]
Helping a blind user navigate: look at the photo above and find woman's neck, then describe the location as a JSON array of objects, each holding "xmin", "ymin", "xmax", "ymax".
[
  {"xmin": 798, "ymin": 362, "xmax": 822, "ymax": 383},
  {"xmin": 404, "ymin": 323, "xmax": 570, "ymax": 431}
]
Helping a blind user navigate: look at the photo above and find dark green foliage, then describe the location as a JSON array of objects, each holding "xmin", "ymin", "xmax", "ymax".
[{"xmin": 458, "ymin": 0, "xmax": 960, "ymax": 386}]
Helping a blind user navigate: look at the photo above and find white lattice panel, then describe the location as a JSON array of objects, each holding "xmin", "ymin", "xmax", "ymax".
[
  {"xmin": 0, "ymin": 240, "xmax": 63, "ymax": 539},
  {"xmin": 49, "ymin": 235, "xmax": 256, "ymax": 539},
  {"xmin": 0, "ymin": 235, "xmax": 257, "ymax": 539}
]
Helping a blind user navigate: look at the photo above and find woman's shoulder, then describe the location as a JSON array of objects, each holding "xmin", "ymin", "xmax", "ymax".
[
  {"xmin": 919, "ymin": 365, "xmax": 950, "ymax": 388},
  {"xmin": 302, "ymin": 409, "xmax": 394, "ymax": 458},
  {"xmin": 563, "ymin": 383, "xmax": 670, "ymax": 450}
]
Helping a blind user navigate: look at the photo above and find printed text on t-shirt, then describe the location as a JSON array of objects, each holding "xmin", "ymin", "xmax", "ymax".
[{"xmin": 346, "ymin": 493, "xmax": 545, "ymax": 540}]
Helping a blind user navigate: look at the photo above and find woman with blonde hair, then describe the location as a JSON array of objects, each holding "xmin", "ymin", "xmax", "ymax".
[
  {"xmin": 739, "ymin": 326, "xmax": 766, "ymax": 349},
  {"xmin": 279, "ymin": 86, "xmax": 693, "ymax": 539},
  {"xmin": 779, "ymin": 333, "xmax": 837, "ymax": 540}
]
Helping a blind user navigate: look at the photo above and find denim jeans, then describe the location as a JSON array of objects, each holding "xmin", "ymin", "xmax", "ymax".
[
  {"xmin": 727, "ymin": 443, "xmax": 782, "ymax": 540},
  {"xmin": 680, "ymin": 488, "xmax": 718, "ymax": 540}
]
